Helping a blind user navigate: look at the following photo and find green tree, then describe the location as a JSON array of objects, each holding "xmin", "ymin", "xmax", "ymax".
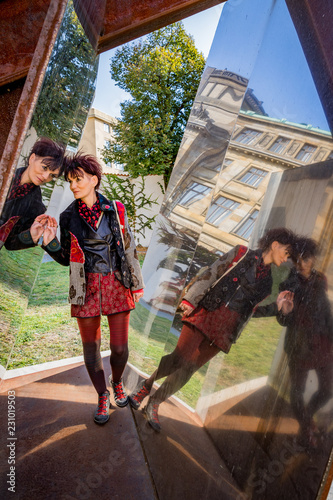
[
  {"xmin": 102, "ymin": 22, "xmax": 205, "ymax": 188},
  {"xmin": 102, "ymin": 174, "xmax": 158, "ymax": 241},
  {"xmin": 31, "ymin": 0, "xmax": 98, "ymax": 149}
]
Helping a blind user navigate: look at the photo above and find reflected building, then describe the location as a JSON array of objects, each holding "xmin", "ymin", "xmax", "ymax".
[
  {"xmin": 78, "ymin": 107, "xmax": 121, "ymax": 173},
  {"xmin": 1, "ymin": 0, "xmax": 333, "ymax": 499},
  {"xmin": 167, "ymin": 71, "xmax": 333, "ymax": 258},
  {"xmin": 78, "ymin": 107, "xmax": 165, "ymax": 246}
]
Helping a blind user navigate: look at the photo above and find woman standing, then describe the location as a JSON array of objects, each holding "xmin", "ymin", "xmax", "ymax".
[
  {"xmin": 0, "ymin": 137, "xmax": 64, "ymax": 250},
  {"xmin": 42, "ymin": 153, "xmax": 144, "ymax": 425},
  {"xmin": 278, "ymin": 237, "xmax": 333, "ymax": 446},
  {"xmin": 129, "ymin": 228, "xmax": 295, "ymax": 432}
]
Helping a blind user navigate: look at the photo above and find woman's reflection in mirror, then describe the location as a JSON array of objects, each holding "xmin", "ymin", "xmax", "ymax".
[
  {"xmin": 0, "ymin": 137, "xmax": 65, "ymax": 251},
  {"xmin": 129, "ymin": 228, "xmax": 296, "ymax": 432},
  {"xmin": 277, "ymin": 237, "xmax": 333, "ymax": 449},
  {"xmin": 39, "ymin": 153, "xmax": 144, "ymax": 425}
]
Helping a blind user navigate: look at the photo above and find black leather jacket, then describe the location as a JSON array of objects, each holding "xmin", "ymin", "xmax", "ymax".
[
  {"xmin": 0, "ymin": 167, "xmax": 46, "ymax": 250},
  {"xmin": 49, "ymin": 193, "xmax": 142, "ymax": 290},
  {"xmin": 199, "ymin": 249, "xmax": 272, "ymax": 318}
]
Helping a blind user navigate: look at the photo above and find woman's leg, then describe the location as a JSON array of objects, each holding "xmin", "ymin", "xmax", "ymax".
[
  {"xmin": 307, "ymin": 364, "xmax": 333, "ymax": 421},
  {"xmin": 107, "ymin": 311, "xmax": 130, "ymax": 382},
  {"xmin": 144, "ymin": 324, "xmax": 211, "ymax": 389},
  {"xmin": 129, "ymin": 324, "xmax": 212, "ymax": 410},
  {"xmin": 151, "ymin": 326, "xmax": 220, "ymax": 404},
  {"xmin": 145, "ymin": 327, "xmax": 220, "ymax": 431},
  {"xmin": 107, "ymin": 311, "xmax": 130, "ymax": 407},
  {"xmin": 77, "ymin": 316, "xmax": 107, "ymax": 395},
  {"xmin": 288, "ymin": 363, "xmax": 308, "ymax": 426}
]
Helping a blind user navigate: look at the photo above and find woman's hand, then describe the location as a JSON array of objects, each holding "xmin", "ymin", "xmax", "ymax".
[
  {"xmin": 43, "ymin": 216, "xmax": 58, "ymax": 246},
  {"xmin": 133, "ymin": 291, "xmax": 144, "ymax": 303},
  {"xmin": 30, "ymin": 214, "xmax": 49, "ymax": 243},
  {"xmin": 180, "ymin": 302, "xmax": 194, "ymax": 317},
  {"xmin": 277, "ymin": 290, "xmax": 294, "ymax": 315}
]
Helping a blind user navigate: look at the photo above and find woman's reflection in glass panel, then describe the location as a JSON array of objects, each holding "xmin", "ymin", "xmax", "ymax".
[{"xmin": 0, "ymin": 138, "xmax": 65, "ymax": 252}]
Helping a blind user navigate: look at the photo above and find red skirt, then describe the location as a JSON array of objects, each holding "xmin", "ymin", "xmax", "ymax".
[
  {"xmin": 183, "ymin": 304, "xmax": 241, "ymax": 353},
  {"xmin": 71, "ymin": 272, "xmax": 135, "ymax": 318}
]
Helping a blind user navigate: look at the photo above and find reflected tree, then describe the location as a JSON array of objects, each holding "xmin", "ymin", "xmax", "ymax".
[
  {"xmin": 31, "ymin": 0, "xmax": 98, "ymax": 150},
  {"xmin": 102, "ymin": 22, "xmax": 205, "ymax": 188}
]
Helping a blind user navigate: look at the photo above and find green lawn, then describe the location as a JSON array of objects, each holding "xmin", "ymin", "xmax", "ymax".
[{"xmin": 3, "ymin": 249, "xmax": 285, "ymax": 408}]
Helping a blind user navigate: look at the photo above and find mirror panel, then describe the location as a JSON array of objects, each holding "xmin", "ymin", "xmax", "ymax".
[
  {"xmin": 127, "ymin": 0, "xmax": 333, "ymax": 497},
  {"xmin": 0, "ymin": 0, "xmax": 98, "ymax": 379},
  {"xmin": 0, "ymin": 0, "xmax": 332, "ymax": 497}
]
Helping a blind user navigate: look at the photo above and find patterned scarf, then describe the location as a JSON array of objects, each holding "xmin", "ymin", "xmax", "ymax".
[
  {"xmin": 256, "ymin": 257, "xmax": 270, "ymax": 279},
  {"xmin": 78, "ymin": 198, "xmax": 102, "ymax": 230},
  {"xmin": 8, "ymin": 169, "xmax": 35, "ymax": 200}
]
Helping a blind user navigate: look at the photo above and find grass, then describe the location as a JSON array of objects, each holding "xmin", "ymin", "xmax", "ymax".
[
  {"xmin": 28, "ymin": 260, "xmax": 69, "ymax": 306},
  {"xmin": 0, "ymin": 245, "xmax": 43, "ymax": 296},
  {"xmin": 0, "ymin": 246, "xmax": 44, "ymax": 368},
  {"xmin": 3, "ymin": 246, "xmax": 286, "ymax": 409}
]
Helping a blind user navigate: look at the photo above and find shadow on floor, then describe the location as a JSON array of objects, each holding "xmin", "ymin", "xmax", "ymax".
[{"xmin": 0, "ymin": 359, "xmax": 242, "ymax": 500}]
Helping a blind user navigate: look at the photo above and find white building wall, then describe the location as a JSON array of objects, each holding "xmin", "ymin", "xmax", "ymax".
[{"xmin": 79, "ymin": 107, "xmax": 165, "ymax": 247}]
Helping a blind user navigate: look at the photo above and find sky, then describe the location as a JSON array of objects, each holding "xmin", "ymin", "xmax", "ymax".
[
  {"xmin": 92, "ymin": 0, "xmax": 330, "ymax": 133},
  {"xmin": 92, "ymin": 4, "xmax": 224, "ymax": 118},
  {"xmin": 207, "ymin": 0, "xmax": 330, "ymax": 132}
]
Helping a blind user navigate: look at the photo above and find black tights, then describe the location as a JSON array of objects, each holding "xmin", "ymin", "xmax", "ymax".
[
  {"xmin": 289, "ymin": 363, "xmax": 333, "ymax": 430},
  {"xmin": 77, "ymin": 313, "xmax": 130, "ymax": 395},
  {"xmin": 145, "ymin": 324, "xmax": 220, "ymax": 404}
]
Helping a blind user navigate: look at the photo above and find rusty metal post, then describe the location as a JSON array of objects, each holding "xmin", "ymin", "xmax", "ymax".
[{"xmin": 0, "ymin": 0, "xmax": 68, "ymax": 212}]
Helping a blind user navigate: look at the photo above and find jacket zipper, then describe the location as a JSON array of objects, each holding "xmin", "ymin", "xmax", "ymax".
[{"xmin": 225, "ymin": 284, "xmax": 241, "ymax": 308}]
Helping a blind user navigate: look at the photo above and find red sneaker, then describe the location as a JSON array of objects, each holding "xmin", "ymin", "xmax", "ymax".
[
  {"xmin": 94, "ymin": 390, "xmax": 110, "ymax": 425},
  {"xmin": 110, "ymin": 377, "xmax": 128, "ymax": 407},
  {"xmin": 129, "ymin": 380, "xmax": 151, "ymax": 410}
]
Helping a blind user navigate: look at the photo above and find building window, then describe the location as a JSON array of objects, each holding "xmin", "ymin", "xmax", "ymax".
[
  {"xmin": 234, "ymin": 209, "xmax": 259, "ymax": 239},
  {"xmin": 104, "ymin": 140, "xmax": 111, "ymax": 149},
  {"xmin": 224, "ymin": 158, "xmax": 233, "ymax": 166},
  {"xmin": 206, "ymin": 196, "xmax": 240, "ymax": 226},
  {"xmin": 239, "ymin": 167, "xmax": 267, "ymax": 187},
  {"xmin": 104, "ymin": 123, "xmax": 110, "ymax": 133},
  {"xmin": 327, "ymin": 151, "xmax": 333, "ymax": 160},
  {"xmin": 234, "ymin": 128, "xmax": 262, "ymax": 145},
  {"xmin": 269, "ymin": 137, "xmax": 290, "ymax": 154},
  {"xmin": 296, "ymin": 144, "xmax": 316, "ymax": 162},
  {"xmin": 179, "ymin": 182, "xmax": 210, "ymax": 207}
]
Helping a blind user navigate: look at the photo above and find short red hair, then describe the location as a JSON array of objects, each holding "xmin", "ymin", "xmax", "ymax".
[{"xmin": 64, "ymin": 152, "xmax": 103, "ymax": 189}]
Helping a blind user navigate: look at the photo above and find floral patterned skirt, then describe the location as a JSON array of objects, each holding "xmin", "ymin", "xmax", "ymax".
[
  {"xmin": 71, "ymin": 272, "xmax": 135, "ymax": 318},
  {"xmin": 183, "ymin": 304, "xmax": 241, "ymax": 353}
]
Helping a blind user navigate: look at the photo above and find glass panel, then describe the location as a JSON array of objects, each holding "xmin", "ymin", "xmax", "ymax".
[
  {"xmin": 178, "ymin": 182, "xmax": 211, "ymax": 207},
  {"xmin": 239, "ymin": 167, "xmax": 268, "ymax": 187},
  {"xmin": 0, "ymin": 0, "xmax": 98, "ymax": 377},
  {"xmin": 127, "ymin": 0, "xmax": 333, "ymax": 498},
  {"xmin": 234, "ymin": 208, "xmax": 259, "ymax": 238},
  {"xmin": 234, "ymin": 128, "xmax": 262, "ymax": 144},
  {"xmin": 296, "ymin": 144, "xmax": 316, "ymax": 162},
  {"xmin": 207, "ymin": 196, "xmax": 240, "ymax": 225},
  {"xmin": 269, "ymin": 136, "xmax": 290, "ymax": 154}
]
